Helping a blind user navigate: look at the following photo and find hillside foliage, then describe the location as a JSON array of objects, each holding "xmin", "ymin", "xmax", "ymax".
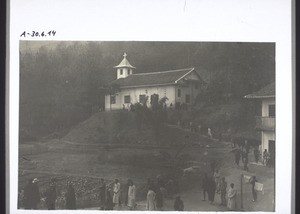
[{"xmin": 19, "ymin": 41, "xmax": 275, "ymax": 141}]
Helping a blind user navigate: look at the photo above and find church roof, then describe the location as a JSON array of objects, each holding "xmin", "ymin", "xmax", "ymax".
[
  {"xmin": 244, "ymin": 82, "xmax": 275, "ymax": 98},
  {"xmin": 110, "ymin": 67, "xmax": 204, "ymax": 88},
  {"xmin": 114, "ymin": 53, "xmax": 136, "ymax": 69}
]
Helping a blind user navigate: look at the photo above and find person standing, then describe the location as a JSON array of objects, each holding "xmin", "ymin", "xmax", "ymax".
[
  {"xmin": 219, "ymin": 177, "xmax": 227, "ymax": 206},
  {"xmin": 253, "ymin": 146, "xmax": 260, "ymax": 163},
  {"xmin": 250, "ymin": 176, "xmax": 258, "ymax": 202},
  {"xmin": 208, "ymin": 128, "xmax": 212, "ymax": 139},
  {"xmin": 213, "ymin": 169, "xmax": 221, "ymax": 193},
  {"xmin": 227, "ymin": 183, "xmax": 237, "ymax": 211},
  {"xmin": 234, "ymin": 148, "xmax": 241, "ymax": 166},
  {"xmin": 65, "ymin": 182, "xmax": 76, "ymax": 209},
  {"xmin": 146, "ymin": 186, "xmax": 156, "ymax": 210},
  {"xmin": 124, "ymin": 179, "xmax": 131, "ymax": 206},
  {"xmin": 155, "ymin": 187, "xmax": 164, "ymax": 210},
  {"xmin": 208, "ymin": 177, "xmax": 216, "ymax": 204},
  {"xmin": 263, "ymin": 149, "xmax": 268, "ymax": 165},
  {"xmin": 127, "ymin": 180, "xmax": 136, "ymax": 210},
  {"xmin": 202, "ymin": 173, "xmax": 209, "ymax": 201},
  {"xmin": 99, "ymin": 178, "xmax": 106, "ymax": 210},
  {"xmin": 105, "ymin": 186, "xmax": 114, "ymax": 210},
  {"xmin": 113, "ymin": 179, "xmax": 121, "ymax": 207},
  {"xmin": 174, "ymin": 196, "xmax": 184, "ymax": 211},
  {"xmin": 45, "ymin": 178, "xmax": 57, "ymax": 210}
]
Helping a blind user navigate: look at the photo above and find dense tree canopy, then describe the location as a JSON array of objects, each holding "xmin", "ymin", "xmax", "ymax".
[{"xmin": 19, "ymin": 41, "xmax": 275, "ymax": 140}]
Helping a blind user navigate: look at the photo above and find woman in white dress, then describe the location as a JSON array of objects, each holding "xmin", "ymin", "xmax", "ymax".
[
  {"xmin": 113, "ymin": 179, "xmax": 121, "ymax": 207},
  {"xmin": 227, "ymin": 183, "xmax": 237, "ymax": 211},
  {"xmin": 127, "ymin": 180, "xmax": 136, "ymax": 210},
  {"xmin": 146, "ymin": 186, "xmax": 156, "ymax": 210}
]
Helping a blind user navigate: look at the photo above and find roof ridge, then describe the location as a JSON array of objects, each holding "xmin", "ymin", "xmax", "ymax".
[{"xmin": 131, "ymin": 67, "xmax": 194, "ymax": 76}]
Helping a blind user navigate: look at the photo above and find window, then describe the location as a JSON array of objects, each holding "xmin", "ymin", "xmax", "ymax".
[
  {"xmin": 128, "ymin": 69, "xmax": 131, "ymax": 75},
  {"xmin": 124, "ymin": 95, "xmax": 130, "ymax": 103},
  {"xmin": 110, "ymin": 95, "xmax": 116, "ymax": 104},
  {"xmin": 185, "ymin": 94, "xmax": 190, "ymax": 104},
  {"xmin": 268, "ymin": 104, "xmax": 275, "ymax": 117},
  {"xmin": 195, "ymin": 83, "xmax": 199, "ymax": 89},
  {"xmin": 120, "ymin": 69, "xmax": 123, "ymax": 75},
  {"xmin": 177, "ymin": 89, "xmax": 181, "ymax": 97},
  {"xmin": 139, "ymin": 94, "xmax": 147, "ymax": 104}
]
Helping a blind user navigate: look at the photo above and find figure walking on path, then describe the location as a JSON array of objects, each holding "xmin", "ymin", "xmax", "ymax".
[
  {"xmin": 250, "ymin": 176, "xmax": 258, "ymax": 202},
  {"xmin": 113, "ymin": 179, "xmax": 121, "ymax": 207},
  {"xmin": 174, "ymin": 196, "xmax": 184, "ymax": 211},
  {"xmin": 146, "ymin": 186, "xmax": 156, "ymax": 210},
  {"xmin": 219, "ymin": 177, "xmax": 227, "ymax": 206},
  {"xmin": 127, "ymin": 180, "xmax": 136, "ymax": 210},
  {"xmin": 227, "ymin": 183, "xmax": 237, "ymax": 211},
  {"xmin": 65, "ymin": 182, "xmax": 76, "ymax": 210},
  {"xmin": 99, "ymin": 178, "xmax": 106, "ymax": 210},
  {"xmin": 202, "ymin": 173, "xmax": 209, "ymax": 201}
]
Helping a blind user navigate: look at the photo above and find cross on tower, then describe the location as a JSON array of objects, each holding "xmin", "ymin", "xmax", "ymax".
[{"xmin": 123, "ymin": 52, "xmax": 127, "ymax": 58}]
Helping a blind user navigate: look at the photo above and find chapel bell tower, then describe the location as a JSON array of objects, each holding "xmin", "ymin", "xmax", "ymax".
[{"xmin": 114, "ymin": 53, "xmax": 136, "ymax": 79}]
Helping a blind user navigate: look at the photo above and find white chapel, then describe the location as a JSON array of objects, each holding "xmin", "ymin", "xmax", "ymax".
[{"xmin": 105, "ymin": 53, "xmax": 205, "ymax": 111}]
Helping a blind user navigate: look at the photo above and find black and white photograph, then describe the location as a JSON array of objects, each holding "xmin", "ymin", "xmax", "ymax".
[
  {"xmin": 8, "ymin": 1, "xmax": 293, "ymax": 214},
  {"xmin": 18, "ymin": 41, "xmax": 276, "ymax": 211}
]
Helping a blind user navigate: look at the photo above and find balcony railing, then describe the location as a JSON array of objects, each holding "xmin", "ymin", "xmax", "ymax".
[{"xmin": 255, "ymin": 116, "xmax": 275, "ymax": 131}]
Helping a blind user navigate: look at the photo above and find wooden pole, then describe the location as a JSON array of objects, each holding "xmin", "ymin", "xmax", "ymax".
[{"xmin": 241, "ymin": 173, "xmax": 243, "ymax": 209}]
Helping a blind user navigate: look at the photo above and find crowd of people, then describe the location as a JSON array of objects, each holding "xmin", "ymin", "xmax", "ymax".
[
  {"xmin": 201, "ymin": 170, "xmax": 237, "ymax": 210},
  {"xmin": 21, "ymin": 175, "xmax": 185, "ymax": 211},
  {"xmin": 233, "ymin": 139, "xmax": 273, "ymax": 170}
]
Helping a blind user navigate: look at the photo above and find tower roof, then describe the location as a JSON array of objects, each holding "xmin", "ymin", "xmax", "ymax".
[{"xmin": 114, "ymin": 53, "xmax": 136, "ymax": 69}]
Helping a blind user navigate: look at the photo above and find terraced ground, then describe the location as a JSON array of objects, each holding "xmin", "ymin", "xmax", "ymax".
[{"xmin": 18, "ymin": 112, "xmax": 274, "ymax": 211}]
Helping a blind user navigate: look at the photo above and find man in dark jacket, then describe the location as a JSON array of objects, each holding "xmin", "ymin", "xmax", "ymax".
[
  {"xmin": 174, "ymin": 196, "xmax": 184, "ymax": 211},
  {"xmin": 219, "ymin": 177, "xmax": 227, "ymax": 206},
  {"xmin": 234, "ymin": 149, "xmax": 241, "ymax": 166}
]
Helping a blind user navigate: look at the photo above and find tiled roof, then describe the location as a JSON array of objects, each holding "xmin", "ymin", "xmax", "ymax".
[
  {"xmin": 244, "ymin": 82, "xmax": 275, "ymax": 98},
  {"xmin": 110, "ymin": 67, "xmax": 203, "ymax": 88}
]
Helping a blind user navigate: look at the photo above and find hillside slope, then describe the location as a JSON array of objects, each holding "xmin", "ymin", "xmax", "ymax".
[{"xmin": 62, "ymin": 111, "xmax": 207, "ymax": 145}]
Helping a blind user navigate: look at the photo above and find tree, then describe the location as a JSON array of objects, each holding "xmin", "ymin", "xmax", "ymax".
[{"xmin": 101, "ymin": 84, "xmax": 120, "ymax": 111}]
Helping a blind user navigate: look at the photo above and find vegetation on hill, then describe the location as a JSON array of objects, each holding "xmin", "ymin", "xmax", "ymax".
[{"xmin": 19, "ymin": 41, "xmax": 274, "ymax": 142}]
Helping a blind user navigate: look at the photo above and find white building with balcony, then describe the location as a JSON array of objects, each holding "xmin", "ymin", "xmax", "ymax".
[
  {"xmin": 104, "ymin": 53, "xmax": 205, "ymax": 111},
  {"xmin": 244, "ymin": 82, "xmax": 275, "ymax": 164}
]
